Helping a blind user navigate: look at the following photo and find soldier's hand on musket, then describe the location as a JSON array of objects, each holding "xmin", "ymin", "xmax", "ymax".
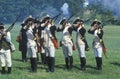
[
  {"xmin": 67, "ymin": 22, "xmax": 71, "ymax": 26},
  {"xmin": 90, "ymin": 26, "xmax": 95, "ymax": 31},
  {"xmin": 44, "ymin": 20, "xmax": 49, "ymax": 26},
  {"xmin": 99, "ymin": 39, "xmax": 103, "ymax": 43},
  {"xmin": 37, "ymin": 42, "xmax": 40, "ymax": 47},
  {"xmin": 50, "ymin": 19, "xmax": 54, "ymax": 24},
  {"xmin": 50, "ymin": 36, "xmax": 54, "ymax": 39}
]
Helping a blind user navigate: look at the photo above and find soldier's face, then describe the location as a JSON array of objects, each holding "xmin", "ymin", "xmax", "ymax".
[
  {"xmin": 62, "ymin": 22, "xmax": 67, "ymax": 28},
  {"xmin": 31, "ymin": 24, "xmax": 35, "ymax": 29},
  {"xmin": 0, "ymin": 28, "xmax": 4, "ymax": 32},
  {"xmin": 94, "ymin": 23, "xmax": 98, "ymax": 29}
]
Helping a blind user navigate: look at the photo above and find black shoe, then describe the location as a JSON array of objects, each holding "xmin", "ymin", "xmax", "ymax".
[
  {"xmin": 7, "ymin": 72, "xmax": 11, "ymax": 74},
  {"xmin": 7, "ymin": 67, "xmax": 11, "ymax": 74},
  {"xmin": 96, "ymin": 67, "xmax": 102, "ymax": 70},
  {"xmin": 32, "ymin": 70, "xmax": 37, "ymax": 73},
  {"xmin": 65, "ymin": 58, "xmax": 69, "ymax": 70},
  {"xmin": 29, "ymin": 70, "xmax": 37, "ymax": 73},
  {"xmin": 69, "ymin": 67, "xmax": 73, "ymax": 70},
  {"xmin": 85, "ymin": 48, "xmax": 90, "ymax": 51},
  {"xmin": 22, "ymin": 59, "xmax": 27, "ymax": 62},
  {"xmin": 46, "ymin": 68, "xmax": 50, "ymax": 72},
  {"xmin": 1, "ymin": 67, "xmax": 6, "ymax": 74},
  {"xmin": 98, "ymin": 67, "xmax": 102, "ymax": 70},
  {"xmin": 80, "ymin": 67, "xmax": 86, "ymax": 71},
  {"xmin": 1, "ymin": 71, "xmax": 6, "ymax": 74},
  {"xmin": 69, "ymin": 56, "xmax": 73, "ymax": 70},
  {"xmin": 96, "ymin": 57, "xmax": 102, "ymax": 70},
  {"xmin": 80, "ymin": 57, "xmax": 86, "ymax": 71},
  {"xmin": 50, "ymin": 57, "xmax": 55, "ymax": 72},
  {"xmin": 50, "ymin": 69, "xmax": 54, "ymax": 72}
]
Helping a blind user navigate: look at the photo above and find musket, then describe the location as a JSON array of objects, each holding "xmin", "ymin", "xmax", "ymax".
[
  {"xmin": 69, "ymin": 15, "xmax": 76, "ymax": 50},
  {"xmin": 68, "ymin": 14, "xmax": 74, "ymax": 21},
  {"xmin": 64, "ymin": 14, "xmax": 74, "ymax": 24},
  {"xmin": 1, "ymin": 14, "xmax": 21, "ymax": 39},
  {"xmin": 51, "ymin": 13, "xmax": 61, "ymax": 22},
  {"xmin": 49, "ymin": 13, "xmax": 61, "ymax": 49},
  {"xmin": 6, "ymin": 14, "xmax": 21, "ymax": 32},
  {"xmin": 98, "ymin": 25, "xmax": 107, "ymax": 59},
  {"xmin": 65, "ymin": 14, "xmax": 76, "ymax": 50}
]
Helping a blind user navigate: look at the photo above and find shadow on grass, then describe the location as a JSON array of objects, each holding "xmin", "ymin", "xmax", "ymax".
[
  {"xmin": 13, "ymin": 58, "xmax": 30, "ymax": 62},
  {"xmin": 37, "ymin": 64, "xmax": 47, "ymax": 70},
  {"xmin": 110, "ymin": 62, "xmax": 120, "ymax": 67},
  {"xmin": 73, "ymin": 64, "xmax": 96, "ymax": 70},
  {"xmin": 13, "ymin": 66, "xmax": 30, "ymax": 70},
  {"xmin": 55, "ymin": 64, "xmax": 65, "ymax": 70},
  {"xmin": 86, "ymin": 65, "xmax": 96, "ymax": 70},
  {"xmin": 55, "ymin": 64, "xmax": 96, "ymax": 70},
  {"xmin": 13, "ymin": 58, "xmax": 22, "ymax": 62}
]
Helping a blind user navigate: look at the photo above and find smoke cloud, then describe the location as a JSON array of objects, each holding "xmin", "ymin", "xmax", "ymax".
[
  {"xmin": 88, "ymin": 0, "xmax": 120, "ymax": 19},
  {"xmin": 102, "ymin": 0, "xmax": 120, "ymax": 19},
  {"xmin": 60, "ymin": 3, "xmax": 70, "ymax": 18},
  {"xmin": 83, "ymin": 0, "xmax": 89, "ymax": 8}
]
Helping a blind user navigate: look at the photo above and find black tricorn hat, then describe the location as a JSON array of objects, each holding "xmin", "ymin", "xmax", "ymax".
[
  {"xmin": 73, "ymin": 17, "xmax": 84, "ymax": 24},
  {"xmin": 59, "ymin": 18, "xmax": 67, "ymax": 25},
  {"xmin": 25, "ymin": 18, "xmax": 34, "ymax": 23},
  {"xmin": 91, "ymin": 19, "xmax": 101, "ymax": 26},
  {"xmin": 42, "ymin": 15, "xmax": 51, "ymax": 23},
  {"xmin": 24, "ymin": 15, "xmax": 35, "ymax": 24},
  {"xmin": 34, "ymin": 20, "xmax": 41, "ymax": 24},
  {"xmin": 0, "ymin": 23, "xmax": 4, "ymax": 29},
  {"xmin": 34, "ymin": 18, "xmax": 41, "ymax": 24}
]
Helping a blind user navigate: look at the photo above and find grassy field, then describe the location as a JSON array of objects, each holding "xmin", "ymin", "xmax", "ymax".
[{"xmin": 0, "ymin": 24, "xmax": 120, "ymax": 79}]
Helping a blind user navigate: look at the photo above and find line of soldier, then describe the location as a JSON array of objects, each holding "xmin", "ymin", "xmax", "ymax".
[{"xmin": 0, "ymin": 14, "xmax": 104, "ymax": 74}]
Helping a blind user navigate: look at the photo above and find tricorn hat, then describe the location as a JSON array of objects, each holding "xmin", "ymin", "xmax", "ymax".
[
  {"xmin": 25, "ymin": 18, "xmax": 34, "ymax": 23},
  {"xmin": 24, "ymin": 15, "xmax": 35, "ymax": 25},
  {"xmin": 73, "ymin": 17, "xmax": 84, "ymax": 24},
  {"xmin": 91, "ymin": 19, "xmax": 101, "ymax": 26},
  {"xmin": 0, "ymin": 23, "xmax": 4, "ymax": 29},
  {"xmin": 42, "ymin": 14, "xmax": 51, "ymax": 23},
  {"xmin": 34, "ymin": 18, "xmax": 41, "ymax": 24},
  {"xmin": 59, "ymin": 17, "xmax": 67, "ymax": 25}
]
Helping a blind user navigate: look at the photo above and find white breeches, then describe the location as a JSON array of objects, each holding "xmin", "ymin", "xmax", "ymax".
[
  {"xmin": 0, "ymin": 49, "xmax": 12, "ymax": 67},
  {"xmin": 77, "ymin": 44, "xmax": 86, "ymax": 57},
  {"xmin": 94, "ymin": 47, "xmax": 102, "ymax": 57},
  {"xmin": 27, "ymin": 46, "xmax": 37, "ymax": 58},
  {"xmin": 62, "ymin": 43, "xmax": 73, "ymax": 58},
  {"xmin": 45, "ymin": 46, "xmax": 55, "ymax": 57}
]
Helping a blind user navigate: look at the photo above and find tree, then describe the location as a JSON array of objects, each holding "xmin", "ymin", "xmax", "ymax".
[{"xmin": 0, "ymin": 0, "xmax": 119, "ymax": 25}]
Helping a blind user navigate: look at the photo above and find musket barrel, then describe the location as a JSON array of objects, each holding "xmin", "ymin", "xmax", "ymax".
[{"xmin": 6, "ymin": 14, "xmax": 21, "ymax": 32}]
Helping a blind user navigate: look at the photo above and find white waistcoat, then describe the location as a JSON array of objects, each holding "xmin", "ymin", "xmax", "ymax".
[
  {"xmin": 76, "ymin": 27, "xmax": 85, "ymax": 45},
  {"xmin": 93, "ymin": 29, "xmax": 101, "ymax": 48},
  {"xmin": 61, "ymin": 25, "xmax": 73, "ymax": 46}
]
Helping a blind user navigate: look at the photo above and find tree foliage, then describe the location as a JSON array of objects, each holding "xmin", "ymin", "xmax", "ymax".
[
  {"xmin": 85, "ymin": 3, "xmax": 119, "ymax": 25},
  {"xmin": 0, "ymin": 0, "xmax": 119, "ymax": 25}
]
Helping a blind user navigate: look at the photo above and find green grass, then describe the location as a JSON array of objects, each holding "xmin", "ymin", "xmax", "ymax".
[{"xmin": 0, "ymin": 24, "xmax": 120, "ymax": 79}]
